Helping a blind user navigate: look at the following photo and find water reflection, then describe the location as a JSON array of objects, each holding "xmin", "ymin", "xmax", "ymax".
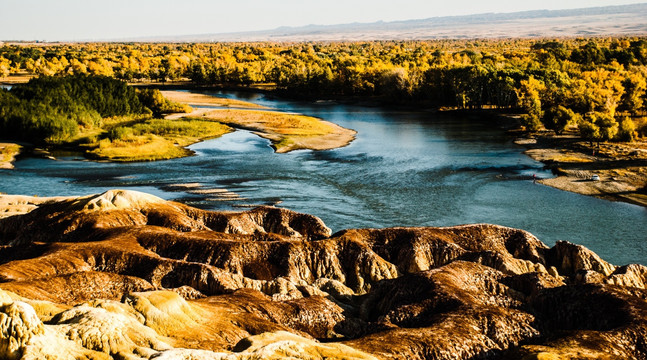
[{"xmin": 1, "ymin": 91, "xmax": 645, "ymax": 265}]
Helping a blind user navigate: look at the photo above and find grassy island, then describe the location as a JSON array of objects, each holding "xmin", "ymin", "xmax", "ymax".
[
  {"xmin": 161, "ymin": 90, "xmax": 356, "ymax": 153},
  {"xmin": 0, "ymin": 75, "xmax": 355, "ymax": 163}
]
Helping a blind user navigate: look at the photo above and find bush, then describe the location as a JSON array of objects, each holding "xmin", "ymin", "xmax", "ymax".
[
  {"xmin": 107, "ymin": 126, "xmax": 134, "ymax": 141},
  {"xmin": 137, "ymin": 88, "xmax": 191, "ymax": 117}
]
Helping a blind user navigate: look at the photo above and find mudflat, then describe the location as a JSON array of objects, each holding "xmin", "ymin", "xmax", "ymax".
[{"xmin": 518, "ymin": 135, "xmax": 647, "ymax": 207}]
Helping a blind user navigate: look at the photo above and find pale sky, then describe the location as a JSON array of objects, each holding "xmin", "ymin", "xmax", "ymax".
[{"xmin": 0, "ymin": 0, "xmax": 644, "ymax": 41}]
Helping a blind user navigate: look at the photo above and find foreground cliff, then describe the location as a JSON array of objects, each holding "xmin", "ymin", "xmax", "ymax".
[{"xmin": 0, "ymin": 189, "xmax": 645, "ymax": 360}]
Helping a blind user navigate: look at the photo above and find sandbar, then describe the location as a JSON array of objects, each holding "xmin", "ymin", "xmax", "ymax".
[{"xmin": 518, "ymin": 135, "xmax": 647, "ymax": 207}]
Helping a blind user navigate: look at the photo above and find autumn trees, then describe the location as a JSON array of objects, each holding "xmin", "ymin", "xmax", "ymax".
[
  {"xmin": 1, "ymin": 38, "xmax": 646, "ymax": 142},
  {"xmin": 0, "ymin": 75, "xmax": 145, "ymax": 143}
]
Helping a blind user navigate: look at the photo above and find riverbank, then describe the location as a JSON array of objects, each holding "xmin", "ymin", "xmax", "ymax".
[
  {"xmin": 0, "ymin": 143, "xmax": 21, "ymax": 169},
  {"xmin": 516, "ymin": 133, "xmax": 647, "ymax": 207},
  {"xmin": 160, "ymin": 90, "xmax": 269, "ymax": 109},
  {"xmin": 0, "ymin": 189, "xmax": 646, "ymax": 359},
  {"xmin": 0, "ymin": 193, "xmax": 73, "ymax": 218},
  {"xmin": 162, "ymin": 90, "xmax": 356, "ymax": 153}
]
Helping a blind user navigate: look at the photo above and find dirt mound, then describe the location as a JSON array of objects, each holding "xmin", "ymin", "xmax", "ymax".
[{"xmin": 0, "ymin": 190, "xmax": 645, "ymax": 359}]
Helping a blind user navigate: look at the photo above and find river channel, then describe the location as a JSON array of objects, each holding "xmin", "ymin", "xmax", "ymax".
[{"xmin": 1, "ymin": 90, "xmax": 646, "ymax": 265}]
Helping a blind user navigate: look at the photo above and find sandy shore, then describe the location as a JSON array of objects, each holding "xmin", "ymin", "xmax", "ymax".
[
  {"xmin": 0, "ymin": 194, "xmax": 73, "ymax": 218},
  {"xmin": 0, "ymin": 143, "xmax": 21, "ymax": 169},
  {"xmin": 517, "ymin": 135, "xmax": 647, "ymax": 207},
  {"xmin": 161, "ymin": 90, "xmax": 268, "ymax": 109},
  {"xmin": 165, "ymin": 93, "xmax": 356, "ymax": 153}
]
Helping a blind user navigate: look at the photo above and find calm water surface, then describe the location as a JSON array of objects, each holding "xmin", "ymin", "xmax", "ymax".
[{"xmin": 2, "ymin": 90, "xmax": 646, "ymax": 265}]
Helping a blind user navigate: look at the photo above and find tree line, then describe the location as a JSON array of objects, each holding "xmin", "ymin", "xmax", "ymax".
[
  {"xmin": 1, "ymin": 38, "xmax": 647, "ymax": 142},
  {"xmin": 0, "ymin": 75, "xmax": 184, "ymax": 143}
]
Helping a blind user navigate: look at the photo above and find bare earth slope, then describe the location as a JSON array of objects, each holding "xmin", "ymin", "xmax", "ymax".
[{"xmin": 0, "ymin": 189, "xmax": 646, "ymax": 359}]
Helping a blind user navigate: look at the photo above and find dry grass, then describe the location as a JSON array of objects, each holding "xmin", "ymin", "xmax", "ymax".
[
  {"xmin": 550, "ymin": 154, "xmax": 594, "ymax": 163},
  {"xmin": 0, "ymin": 143, "xmax": 22, "ymax": 169},
  {"xmin": 87, "ymin": 135, "xmax": 190, "ymax": 161},
  {"xmin": 197, "ymin": 109, "xmax": 355, "ymax": 152},
  {"xmin": 0, "ymin": 72, "xmax": 34, "ymax": 84},
  {"xmin": 207, "ymin": 109, "xmax": 334, "ymax": 135}
]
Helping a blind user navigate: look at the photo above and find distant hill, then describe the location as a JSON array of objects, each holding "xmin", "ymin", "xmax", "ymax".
[{"xmin": 128, "ymin": 3, "xmax": 647, "ymax": 42}]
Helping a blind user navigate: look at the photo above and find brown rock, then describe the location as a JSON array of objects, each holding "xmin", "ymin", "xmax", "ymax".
[{"xmin": 0, "ymin": 190, "xmax": 645, "ymax": 359}]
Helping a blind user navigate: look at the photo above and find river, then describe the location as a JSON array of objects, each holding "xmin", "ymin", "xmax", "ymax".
[{"xmin": 1, "ymin": 90, "xmax": 646, "ymax": 265}]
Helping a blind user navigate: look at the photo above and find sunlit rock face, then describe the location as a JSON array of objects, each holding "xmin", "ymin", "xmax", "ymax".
[{"xmin": 0, "ymin": 189, "xmax": 645, "ymax": 360}]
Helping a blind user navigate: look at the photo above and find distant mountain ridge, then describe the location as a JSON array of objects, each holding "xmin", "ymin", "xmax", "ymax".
[{"xmin": 125, "ymin": 3, "xmax": 647, "ymax": 42}]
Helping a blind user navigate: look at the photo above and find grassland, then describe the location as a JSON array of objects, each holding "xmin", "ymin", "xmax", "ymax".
[{"xmin": 84, "ymin": 118, "xmax": 232, "ymax": 162}]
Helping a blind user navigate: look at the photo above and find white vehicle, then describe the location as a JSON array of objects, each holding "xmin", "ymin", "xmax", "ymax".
[{"xmin": 591, "ymin": 174, "xmax": 600, "ymax": 181}]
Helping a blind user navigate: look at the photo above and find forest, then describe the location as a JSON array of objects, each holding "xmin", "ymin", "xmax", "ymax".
[
  {"xmin": 0, "ymin": 75, "xmax": 191, "ymax": 144},
  {"xmin": 1, "ymin": 38, "xmax": 647, "ymax": 143}
]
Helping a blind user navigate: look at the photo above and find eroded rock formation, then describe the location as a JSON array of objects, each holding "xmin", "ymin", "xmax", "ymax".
[{"xmin": 0, "ymin": 189, "xmax": 645, "ymax": 359}]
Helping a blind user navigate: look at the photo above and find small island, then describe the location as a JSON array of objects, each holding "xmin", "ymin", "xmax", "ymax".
[
  {"xmin": 162, "ymin": 90, "xmax": 356, "ymax": 153},
  {"xmin": 0, "ymin": 76, "xmax": 356, "ymax": 164}
]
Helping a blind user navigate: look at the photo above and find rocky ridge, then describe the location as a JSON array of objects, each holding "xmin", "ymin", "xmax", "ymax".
[{"xmin": 0, "ymin": 189, "xmax": 645, "ymax": 359}]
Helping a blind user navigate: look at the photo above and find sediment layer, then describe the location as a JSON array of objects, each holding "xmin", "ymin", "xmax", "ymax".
[{"xmin": 0, "ymin": 189, "xmax": 645, "ymax": 359}]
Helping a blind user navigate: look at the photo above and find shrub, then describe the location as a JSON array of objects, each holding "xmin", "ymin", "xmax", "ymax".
[{"xmin": 107, "ymin": 126, "xmax": 134, "ymax": 141}]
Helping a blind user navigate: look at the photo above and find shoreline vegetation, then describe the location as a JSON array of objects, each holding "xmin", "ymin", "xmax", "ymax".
[
  {"xmin": 0, "ymin": 76, "xmax": 356, "ymax": 163},
  {"xmin": 516, "ymin": 132, "xmax": 647, "ymax": 207},
  {"xmin": 1, "ymin": 38, "xmax": 646, "ymax": 207}
]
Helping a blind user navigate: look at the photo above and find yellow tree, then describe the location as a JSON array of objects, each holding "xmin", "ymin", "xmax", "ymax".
[
  {"xmin": 0, "ymin": 56, "xmax": 10, "ymax": 78},
  {"xmin": 622, "ymin": 71, "xmax": 646, "ymax": 115},
  {"xmin": 517, "ymin": 76, "xmax": 545, "ymax": 131}
]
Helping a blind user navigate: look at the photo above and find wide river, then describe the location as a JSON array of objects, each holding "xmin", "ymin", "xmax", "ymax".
[{"xmin": 2, "ymin": 90, "xmax": 646, "ymax": 265}]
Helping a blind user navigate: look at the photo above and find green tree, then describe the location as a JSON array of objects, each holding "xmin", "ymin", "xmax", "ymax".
[
  {"xmin": 580, "ymin": 112, "xmax": 618, "ymax": 144},
  {"xmin": 543, "ymin": 105, "xmax": 581, "ymax": 135}
]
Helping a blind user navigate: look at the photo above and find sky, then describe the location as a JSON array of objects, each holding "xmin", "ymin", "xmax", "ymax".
[{"xmin": 0, "ymin": 0, "xmax": 644, "ymax": 41}]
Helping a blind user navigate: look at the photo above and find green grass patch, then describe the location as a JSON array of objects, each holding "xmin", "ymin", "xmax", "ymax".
[
  {"xmin": 131, "ymin": 118, "xmax": 232, "ymax": 145},
  {"xmin": 83, "ymin": 118, "xmax": 232, "ymax": 162},
  {"xmin": 87, "ymin": 134, "xmax": 190, "ymax": 162}
]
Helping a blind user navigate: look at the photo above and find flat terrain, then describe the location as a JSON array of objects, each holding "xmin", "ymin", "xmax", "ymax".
[
  {"xmin": 139, "ymin": 4, "xmax": 647, "ymax": 42},
  {"xmin": 164, "ymin": 91, "xmax": 356, "ymax": 153},
  {"xmin": 518, "ymin": 135, "xmax": 647, "ymax": 207},
  {"xmin": 160, "ymin": 90, "xmax": 268, "ymax": 109}
]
